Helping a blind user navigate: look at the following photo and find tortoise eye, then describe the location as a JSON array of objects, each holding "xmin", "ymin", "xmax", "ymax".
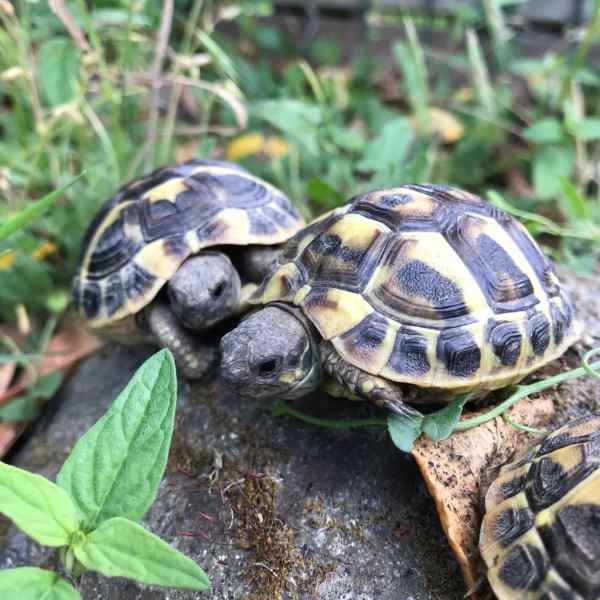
[
  {"xmin": 212, "ymin": 282, "xmax": 225, "ymax": 298},
  {"xmin": 256, "ymin": 358, "xmax": 280, "ymax": 377}
]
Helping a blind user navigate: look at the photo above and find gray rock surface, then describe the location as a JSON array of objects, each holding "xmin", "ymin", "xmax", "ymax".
[{"xmin": 1, "ymin": 269, "xmax": 599, "ymax": 599}]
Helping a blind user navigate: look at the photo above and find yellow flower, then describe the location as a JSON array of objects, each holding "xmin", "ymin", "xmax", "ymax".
[
  {"xmin": 226, "ymin": 133, "xmax": 290, "ymax": 160},
  {"xmin": 0, "ymin": 249, "xmax": 16, "ymax": 270}
]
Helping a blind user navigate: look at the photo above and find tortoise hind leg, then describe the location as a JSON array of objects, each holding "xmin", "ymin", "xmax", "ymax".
[
  {"xmin": 320, "ymin": 341, "xmax": 421, "ymax": 418},
  {"xmin": 144, "ymin": 302, "xmax": 218, "ymax": 380}
]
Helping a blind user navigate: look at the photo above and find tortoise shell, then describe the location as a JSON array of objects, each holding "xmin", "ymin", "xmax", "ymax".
[
  {"xmin": 480, "ymin": 413, "xmax": 600, "ymax": 599},
  {"xmin": 251, "ymin": 184, "xmax": 579, "ymax": 392},
  {"xmin": 72, "ymin": 159, "xmax": 304, "ymax": 328}
]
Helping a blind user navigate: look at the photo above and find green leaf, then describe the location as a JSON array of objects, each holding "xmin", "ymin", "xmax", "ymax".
[
  {"xmin": 532, "ymin": 145, "xmax": 574, "ymax": 200},
  {"xmin": 57, "ymin": 350, "xmax": 177, "ymax": 529},
  {"xmin": 559, "ymin": 177, "xmax": 589, "ymax": 220},
  {"xmin": 38, "ymin": 38, "xmax": 81, "ymax": 107},
  {"xmin": 357, "ymin": 118, "xmax": 414, "ymax": 173},
  {"xmin": 73, "ymin": 517, "xmax": 210, "ymax": 590},
  {"xmin": 306, "ymin": 177, "xmax": 345, "ymax": 207},
  {"xmin": 421, "ymin": 394, "xmax": 471, "ymax": 442},
  {"xmin": 572, "ymin": 118, "xmax": 600, "ymax": 141},
  {"xmin": 0, "ymin": 173, "xmax": 85, "ymax": 242},
  {"xmin": 523, "ymin": 119, "xmax": 563, "ymax": 144},
  {"xmin": 0, "ymin": 567, "xmax": 80, "ymax": 600},
  {"xmin": 330, "ymin": 127, "xmax": 365, "ymax": 153},
  {"xmin": 0, "ymin": 462, "xmax": 78, "ymax": 546},
  {"xmin": 252, "ymin": 99, "xmax": 322, "ymax": 156},
  {"xmin": 387, "ymin": 412, "xmax": 424, "ymax": 453}
]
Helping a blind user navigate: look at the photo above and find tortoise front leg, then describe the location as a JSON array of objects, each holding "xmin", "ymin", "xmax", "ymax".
[
  {"xmin": 144, "ymin": 301, "xmax": 218, "ymax": 380},
  {"xmin": 320, "ymin": 341, "xmax": 421, "ymax": 418}
]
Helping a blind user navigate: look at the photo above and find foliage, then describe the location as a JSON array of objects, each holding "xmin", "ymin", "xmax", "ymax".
[
  {"xmin": 274, "ymin": 347, "xmax": 600, "ymax": 452},
  {"xmin": 0, "ymin": 350, "xmax": 210, "ymax": 597}
]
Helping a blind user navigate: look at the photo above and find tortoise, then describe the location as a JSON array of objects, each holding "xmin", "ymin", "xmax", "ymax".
[
  {"xmin": 72, "ymin": 159, "xmax": 304, "ymax": 379},
  {"xmin": 480, "ymin": 412, "xmax": 600, "ymax": 599},
  {"xmin": 220, "ymin": 184, "xmax": 579, "ymax": 416}
]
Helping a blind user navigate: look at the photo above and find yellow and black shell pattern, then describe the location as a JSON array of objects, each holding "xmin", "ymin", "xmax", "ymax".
[
  {"xmin": 73, "ymin": 160, "xmax": 304, "ymax": 328},
  {"xmin": 480, "ymin": 413, "xmax": 600, "ymax": 599},
  {"xmin": 251, "ymin": 184, "xmax": 579, "ymax": 392}
]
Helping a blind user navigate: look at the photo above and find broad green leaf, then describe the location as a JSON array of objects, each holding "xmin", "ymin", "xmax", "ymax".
[
  {"xmin": 38, "ymin": 38, "xmax": 80, "ymax": 107},
  {"xmin": 0, "ymin": 174, "xmax": 84, "ymax": 242},
  {"xmin": 330, "ymin": 127, "xmax": 365, "ymax": 153},
  {"xmin": 73, "ymin": 517, "xmax": 210, "ymax": 590},
  {"xmin": 572, "ymin": 118, "xmax": 600, "ymax": 141},
  {"xmin": 357, "ymin": 118, "xmax": 414, "ymax": 173},
  {"xmin": 422, "ymin": 394, "xmax": 471, "ymax": 443},
  {"xmin": 0, "ymin": 567, "xmax": 80, "ymax": 600},
  {"xmin": 532, "ymin": 145, "xmax": 574, "ymax": 200},
  {"xmin": 306, "ymin": 177, "xmax": 345, "ymax": 207},
  {"xmin": 0, "ymin": 372, "xmax": 63, "ymax": 422},
  {"xmin": 523, "ymin": 119, "xmax": 563, "ymax": 144},
  {"xmin": 0, "ymin": 462, "xmax": 78, "ymax": 546},
  {"xmin": 387, "ymin": 413, "xmax": 424, "ymax": 453},
  {"xmin": 57, "ymin": 350, "xmax": 177, "ymax": 529},
  {"xmin": 252, "ymin": 99, "xmax": 322, "ymax": 156}
]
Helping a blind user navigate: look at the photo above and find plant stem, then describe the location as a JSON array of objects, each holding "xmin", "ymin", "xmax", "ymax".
[
  {"xmin": 502, "ymin": 413, "xmax": 546, "ymax": 436},
  {"xmin": 455, "ymin": 355, "xmax": 600, "ymax": 431},
  {"xmin": 272, "ymin": 400, "xmax": 386, "ymax": 429}
]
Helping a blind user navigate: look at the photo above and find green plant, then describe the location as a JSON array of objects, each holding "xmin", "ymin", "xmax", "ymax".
[
  {"xmin": 0, "ymin": 349, "xmax": 210, "ymax": 598},
  {"xmin": 273, "ymin": 347, "xmax": 600, "ymax": 452}
]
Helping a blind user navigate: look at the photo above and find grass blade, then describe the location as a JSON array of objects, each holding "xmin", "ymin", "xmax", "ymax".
[{"xmin": 0, "ymin": 172, "xmax": 85, "ymax": 242}]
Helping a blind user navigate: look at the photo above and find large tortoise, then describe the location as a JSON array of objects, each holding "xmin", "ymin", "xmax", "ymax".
[
  {"xmin": 220, "ymin": 184, "xmax": 579, "ymax": 415},
  {"xmin": 480, "ymin": 412, "xmax": 600, "ymax": 599},
  {"xmin": 73, "ymin": 159, "xmax": 304, "ymax": 378}
]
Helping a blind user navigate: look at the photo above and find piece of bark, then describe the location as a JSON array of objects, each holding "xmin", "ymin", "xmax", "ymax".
[{"xmin": 411, "ymin": 397, "xmax": 554, "ymax": 596}]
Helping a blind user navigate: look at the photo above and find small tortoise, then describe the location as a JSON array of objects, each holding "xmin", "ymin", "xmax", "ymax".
[
  {"xmin": 73, "ymin": 159, "xmax": 304, "ymax": 378},
  {"xmin": 480, "ymin": 413, "xmax": 600, "ymax": 599},
  {"xmin": 220, "ymin": 184, "xmax": 579, "ymax": 415}
]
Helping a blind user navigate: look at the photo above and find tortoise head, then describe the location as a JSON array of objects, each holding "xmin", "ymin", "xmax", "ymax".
[
  {"xmin": 168, "ymin": 251, "xmax": 241, "ymax": 331},
  {"xmin": 220, "ymin": 304, "xmax": 321, "ymax": 400}
]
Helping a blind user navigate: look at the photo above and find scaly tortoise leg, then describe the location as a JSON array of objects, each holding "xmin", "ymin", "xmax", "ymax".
[
  {"xmin": 144, "ymin": 301, "xmax": 218, "ymax": 380},
  {"xmin": 320, "ymin": 341, "xmax": 422, "ymax": 418}
]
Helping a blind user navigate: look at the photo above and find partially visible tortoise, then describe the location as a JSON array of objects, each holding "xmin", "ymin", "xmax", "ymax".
[
  {"xmin": 220, "ymin": 184, "xmax": 579, "ymax": 415},
  {"xmin": 73, "ymin": 159, "xmax": 304, "ymax": 378},
  {"xmin": 480, "ymin": 413, "xmax": 600, "ymax": 599}
]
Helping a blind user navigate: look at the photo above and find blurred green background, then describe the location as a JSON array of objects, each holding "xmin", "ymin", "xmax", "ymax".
[{"xmin": 1, "ymin": 0, "xmax": 599, "ymax": 338}]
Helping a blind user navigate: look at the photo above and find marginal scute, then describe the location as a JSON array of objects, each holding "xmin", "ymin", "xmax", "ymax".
[
  {"xmin": 338, "ymin": 312, "xmax": 394, "ymax": 373},
  {"xmin": 497, "ymin": 543, "xmax": 548, "ymax": 590},
  {"xmin": 75, "ymin": 159, "xmax": 304, "ymax": 327},
  {"xmin": 486, "ymin": 319, "xmax": 523, "ymax": 367},
  {"xmin": 528, "ymin": 310, "xmax": 551, "ymax": 357},
  {"xmin": 436, "ymin": 328, "xmax": 481, "ymax": 378},
  {"xmin": 385, "ymin": 326, "xmax": 430, "ymax": 378},
  {"xmin": 493, "ymin": 507, "xmax": 535, "ymax": 548}
]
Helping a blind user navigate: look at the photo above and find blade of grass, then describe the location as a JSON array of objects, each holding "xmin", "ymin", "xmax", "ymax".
[{"xmin": 0, "ymin": 172, "xmax": 85, "ymax": 242}]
